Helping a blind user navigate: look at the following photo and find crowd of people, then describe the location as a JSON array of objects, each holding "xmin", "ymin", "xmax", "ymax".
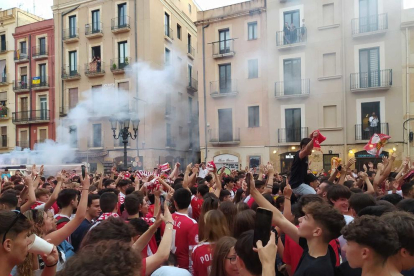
[{"xmin": 1, "ymin": 134, "xmax": 414, "ymax": 276}]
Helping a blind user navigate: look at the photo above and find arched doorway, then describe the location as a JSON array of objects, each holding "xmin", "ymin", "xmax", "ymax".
[
  {"xmin": 114, "ymin": 156, "xmax": 133, "ymax": 171},
  {"xmin": 213, "ymin": 154, "xmax": 239, "ymax": 172},
  {"xmin": 354, "ymin": 150, "xmax": 389, "ymax": 171},
  {"xmin": 280, "ymin": 152, "xmax": 296, "ymax": 174}
]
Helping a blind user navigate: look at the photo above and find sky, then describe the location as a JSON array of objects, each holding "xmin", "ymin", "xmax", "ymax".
[{"xmin": 0, "ymin": 0, "xmax": 248, "ymax": 19}]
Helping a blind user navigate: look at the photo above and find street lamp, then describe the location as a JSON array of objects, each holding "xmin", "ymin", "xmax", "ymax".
[{"xmin": 110, "ymin": 117, "xmax": 140, "ymax": 171}]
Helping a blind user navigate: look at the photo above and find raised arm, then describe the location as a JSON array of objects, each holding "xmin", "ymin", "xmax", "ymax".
[
  {"xmin": 213, "ymin": 167, "xmax": 222, "ymax": 198},
  {"xmin": 43, "ymin": 173, "xmax": 63, "ymax": 212},
  {"xmin": 299, "ymin": 132, "xmax": 317, "ymax": 159},
  {"xmin": 338, "ymin": 158, "xmax": 356, "ymax": 185},
  {"xmin": 20, "ymin": 176, "xmax": 36, "ymax": 213},
  {"xmin": 361, "ymin": 172, "xmax": 375, "ymax": 194},
  {"xmin": 183, "ymin": 163, "xmax": 192, "ymax": 192},
  {"xmin": 132, "ymin": 205, "xmax": 162, "ymax": 252},
  {"xmin": 45, "ymin": 170, "xmax": 90, "ymax": 245},
  {"xmin": 282, "ymin": 183, "xmax": 294, "ymax": 223},
  {"xmin": 248, "ymin": 173, "xmax": 300, "ymax": 244},
  {"xmin": 264, "ymin": 164, "xmax": 275, "ymax": 194},
  {"xmin": 168, "ymin": 162, "xmax": 180, "ymax": 181}
]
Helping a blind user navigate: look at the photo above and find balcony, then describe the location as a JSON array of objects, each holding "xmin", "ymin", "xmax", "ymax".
[
  {"xmin": 110, "ymin": 57, "xmax": 129, "ymax": 74},
  {"xmin": 166, "ymin": 137, "xmax": 176, "ymax": 149},
  {"xmin": 278, "ymin": 128, "xmax": 309, "ymax": 143},
  {"xmin": 12, "ymin": 110, "xmax": 50, "ymax": 124},
  {"xmin": 352, "ymin": 13, "xmax": 388, "ymax": 37},
  {"xmin": 187, "ymin": 77, "xmax": 198, "ymax": 93},
  {"xmin": 0, "ymin": 76, "xmax": 8, "ymax": 86},
  {"xmin": 62, "ymin": 65, "xmax": 81, "ymax": 80},
  {"xmin": 32, "ymin": 46, "xmax": 48, "ymax": 60},
  {"xmin": 16, "ymin": 141, "xmax": 29, "ymax": 149},
  {"xmin": 14, "ymin": 49, "xmax": 29, "ymax": 63},
  {"xmin": 88, "ymin": 139, "xmax": 103, "ymax": 149},
  {"xmin": 276, "ymin": 27, "xmax": 307, "ymax": 49},
  {"xmin": 208, "ymin": 128, "xmax": 240, "ymax": 146},
  {"xmin": 165, "ymin": 106, "xmax": 176, "ymax": 119},
  {"xmin": 0, "ymin": 41, "xmax": 7, "ymax": 54},
  {"xmin": 350, "ymin": 69, "xmax": 392, "ymax": 92},
  {"xmin": 355, "ymin": 123, "xmax": 389, "ymax": 141},
  {"xmin": 187, "ymin": 44, "xmax": 195, "ymax": 59},
  {"xmin": 111, "ymin": 16, "xmax": 130, "ymax": 34},
  {"xmin": 32, "ymin": 76, "xmax": 49, "ymax": 90},
  {"xmin": 275, "ymin": 79, "xmax": 310, "ymax": 98},
  {"xmin": 210, "ymin": 79, "xmax": 238, "ymax": 98},
  {"xmin": 212, "ymin": 39, "xmax": 235, "ymax": 58},
  {"xmin": 13, "ymin": 80, "xmax": 30, "ymax": 92},
  {"xmin": 85, "ymin": 22, "xmax": 103, "ymax": 38},
  {"xmin": 0, "ymin": 137, "xmax": 8, "ymax": 149},
  {"xmin": 0, "ymin": 107, "xmax": 9, "ymax": 120},
  {"xmin": 63, "ymin": 28, "xmax": 79, "ymax": 43},
  {"xmin": 85, "ymin": 61, "xmax": 105, "ymax": 77}
]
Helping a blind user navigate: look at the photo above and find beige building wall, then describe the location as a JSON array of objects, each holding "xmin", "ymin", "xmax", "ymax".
[
  {"xmin": 52, "ymin": 0, "xmax": 199, "ymax": 172},
  {"xmin": 0, "ymin": 8, "xmax": 44, "ymax": 153},
  {"xmin": 196, "ymin": 0, "xmax": 269, "ymax": 170}
]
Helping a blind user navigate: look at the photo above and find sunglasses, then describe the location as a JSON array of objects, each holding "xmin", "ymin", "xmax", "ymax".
[{"xmin": 2, "ymin": 210, "xmax": 27, "ymax": 245}]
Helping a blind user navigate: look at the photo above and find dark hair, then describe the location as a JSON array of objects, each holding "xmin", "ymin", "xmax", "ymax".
[
  {"xmin": 87, "ymin": 194, "xmax": 100, "ymax": 207},
  {"xmin": 326, "ymin": 185, "xmax": 351, "ymax": 205},
  {"xmin": 125, "ymin": 186, "xmax": 135, "ymax": 195},
  {"xmin": 199, "ymin": 193, "xmax": 220, "ymax": 240},
  {"xmin": 381, "ymin": 211, "xmax": 414, "ymax": 255},
  {"xmin": 81, "ymin": 217, "xmax": 135, "ymax": 248},
  {"xmin": 401, "ymin": 182, "xmax": 414, "ymax": 197},
  {"xmin": 300, "ymin": 138, "xmax": 312, "ymax": 148},
  {"xmin": 98, "ymin": 188, "xmax": 119, "ymax": 196},
  {"xmin": 0, "ymin": 210, "xmax": 32, "ymax": 241},
  {"xmin": 124, "ymin": 194, "xmax": 140, "ymax": 215},
  {"xmin": 0, "ymin": 192, "xmax": 18, "ymax": 208},
  {"xmin": 205, "ymin": 175, "xmax": 213, "ymax": 182},
  {"xmin": 396, "ymin": 199, "xmax": 414, "ymax": 214},
  {"xmin": 236, "ymin": 202, "xmax": 249, "ymax": 212},
  {"xmin": 348, "ymin": 193, "xmax": 376, "ymax": 215},
  {"xmin": 103, "ymin": 179, "xmax": 115, "ymax": 188},
  {"xmin": 233, "ymin": 188, "xmax": 245, "ymax": 204},
  {"xmin": 58, "ymin": 240, "xmax": 141, "ymax": 276},
  {"xmin": 350, "ymin": 187, "xmax": 363, "ymax": 193},
  {"xmin": 343, "ymin": 180, "xmax": 354, "ymax": 189},
  {"xmin": 210, "ymin": 236, "xmax": 237, "ymax": 276},
  {"xmin": 219, "ymin": 190, "xmax": 231, "ymax": 201},
  {"xmin": 380, "ymin": 193, "xmax": 403, "ymax": 205},
  {"xmin": 302, "ymin": 202, "xmax": 346, "ymax": 243},
  {"xmin": 173, "ymin": 188, "xmax": 192, "ymax": 210},
  {"xmin": 223, "ymin": 177, "xmax": 235, "ymax": 185},
  {"xmin": 255, "ymin": 180, "xmax": 265, "ymax": 189},
  {"xmin": 233, "ymin": 209, "xmax": 255, "ymax": 239},
  {"xmin": 367, "ymin": 171, "xmax": 376, "ymax": 178},
  {"xmin": 358, "ymin": 205, "xmax": 395, "ymax": 217},
  {"xmin": 292, "ymin": 194, "xmax": 324, "ymax": 223},
  {"xmin": 173, "ymin": 178, "xmax": 183, "ymax": 186},
  {"xmin": 219, "ymin": 201, "xmax": 237, "ymax": 236},
  {"xmin": 190, "ymin": 186, "xmax": 197, "ymax": 196},
  {"xmin": 197, "ymin": 184, "xmax": 209, "ymax": 197},
  {"xmin": 57, "ymin": 189, "xmax": 79, "ymax": 209},
  {"xmin": 234, "ymin": 230, "xmax": 262, "ymax": 275},
  {"xmin": 100, "ymin": 192, "xmax": 118, "ymax": 213},
  {"xmin": 128, "ymin": 218, "xmax": 150, "ymax": 235},
  {"xmin": 251, "ymin": 193, "xmax": 275, "ymax": 212},
  {"xmin": 272, "ymin": 184, "xmax": 280, "ymax": 195},
  {"xmin": 275, "ymin": 195, "xmax": 285, "ymax": 211},
  {"xmin": 117, "ymin": 179, "xmax": 131, "ymax": 188},
  {"xmin": 341, "ymin": 216, "xmax": 400, "ymax": 260}
]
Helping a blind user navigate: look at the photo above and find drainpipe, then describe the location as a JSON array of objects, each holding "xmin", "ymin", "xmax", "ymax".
[
  {"xmin": 134, "ymin": 0, "xmax": 139, "ymax": 159},
  {"xmin": 406, "ymin": 27, "xmax": 410, "ymax": 158},
  {"xmin": 341, "ymin": 0, "xmax": 348, "ymax": 160},
  {"xmin": 202, "ymin": 24, "xmax": 210, "ymax": 163},
  {"xmin": 28, "ymin": 34, "xmax": 31, "ymax": 148},
  {"xmin": 61, "ymin": 6, "xmax": 80, "ymax": 119}
]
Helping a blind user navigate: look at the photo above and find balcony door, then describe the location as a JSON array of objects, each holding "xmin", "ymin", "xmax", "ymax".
[
  {"xmin": 1, "ymin": 126, "xmax": 6, "ymax": 147},
  {"xmin": 69, "ymin": 51, "xmax": 77, "ymax": 75},
  {"xmin": 69, "ymin": 16, "xmax": 76, "ymax": 37},
  {"xmin": 1, "ymin": 64, "xmax": 5, "ymax": 82},
  {"xmin": 20, "ymin": 97, "xmax": 28, "ymax": 120},
  {"xmin": 20, "ymin": 130, "xmax": 28, "ymax": 148},
  {"xmin": 39, "ymin": 129, "xmax": 47, "ymax": 143},
  {"xmin": 218, "ymin": 108, "xmax": 233, "ymax": 142},
  {"xmin": 188, "ymin": 64, "xmax": 193, "ymax": 86},
  {"xmin": 219, "ymin": 64, "xmax": 231, "ymax": 93},
  {"xmin": 361, "ymin": 102, "xmax": 380, "ymax": 139},
  {"xmin": 20, "ymin": 41, "xmax": 27, "ymax": 55},
  {"xmin": 39, "ymin": 64, "xmax": 46, "ymax": 85},
  {"xmin": 283, "ymin": 58, "xmax": 301, "ymax": 95},
  {"xmin": 0, "ymin": 35, "xmax": 5, "ymax": 52},
  {"xmin": 92, "ymin": 10, "xmax": 100, "ymax": 32},
  {"xmin": 219, "ymin": 29, "xmax": 230, "ymax": 54},
  {"xmin": 118, "ymin": 3, "xmax": 126, "ymax": 27},
  {"xmin": 164, "ymin": 13, "xmax": 170, "ymax": 36},
  {"xmin": 285, "ymin": 108, "xmax": 301, "ymax": 142},
  {"xmin": 40, "ymin": 97, "xmax": 47, "ymax": 120},
  {"xmin": 39, "ymin": 37, "xmax": 46, "ymax": 55},
  {"xmin": 359, "ymin": 47, "xmax": 379, "ymax": 88},
  {"xmin": 118, "ymin": 41, "xmax": 127, "ymax": 69},
  {"xmin": 359, "ymin": 0, "xmax": 378, "ymax": 33}
]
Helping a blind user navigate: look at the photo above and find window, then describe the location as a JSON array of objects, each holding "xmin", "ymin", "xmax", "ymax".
[
  {"xmin": 39, "ymin": 64, "xmax": 46, "ymax": 84},
  {"xmin": 69, "ymin": 51, "xmax": 77, "ymax": 75},
  {"xmin": 248, "ymin": 59, "xmax": 258, "ymax": 79},
  {"xmin": 218, "ymin": 108, "xmax": 233, "ymax": 142},
  {"xmin": 118, "ymin": 41, "xmax": 127, "ymax": 69},
  {"xmin": 188, "ymin": 33, "xmax": 192, "ymax": 54},
  {"xmin": 165, "ymin": 48, "xmax": 171, "ymax": 66},
  {"xmin": 189, "ymin": 4, "xmax": 192, "ymax": 13},
  {"xmin": 20, "ymin": 67, "xmax": 27, "ymax": 89},
  {"xmin": 1, "ymin": 126, "xmax": 7, "ymax": 148},
  {"xmin": 69, "ymin": 88, "xmax": 78, "ymax": 110},
  {"xmin": 360, "ymin": 101, "xmax": 380, "ymax": 139},
  {"xmin": 248, "ymin": 22, "xmax": 257, "ymax": 40},
  {"xmin": 188, "ymin": 96, "xmax": 193, "ymax": 121},
  {"xmin": 188, "ymin": 64, "xmax": 193, "ymax": 86},
  {"xmin": 249, "ymin": 156, "xmax": 261, "ymax": 169},
  {"xmin": 69, "ymin": 126, "xmax": 78, "ymax": 148},
  {"xmin": 219, "ymin": 64, "xmax": 231, "ymax": 93},
  {"xmin": 39, "ymin": 37, "xmax": 46, "ymax": 55},
  {"xmin": 118, "ymin": 3, "xmax": 127, "ymax": 27},
  {"xmin": 166, "ymin": 123, "xmax": 172, "ymax": 146},
  {"xmin": 177, "ymin": 24, "xmax": 182, "ymax": 40},
  {"xmin": 118, "ymin": 81, "xmax": 129, "ymax": 111},
  {"xmin": 323, "ymin": 53, "xmax": 336, "ymax": 77},
  {"xmin": 1, "ymin": 63, "xmax": 6, "ymax": 82},
  {"xmin": 283, "ymin": 58, "xmax": 301, "ymax": 95},
  {"xmin": 39, "ymin": 129, "xmax": 47, "ymax": 143},
  {"xmin": 285, "ymin": 108, "xmax": 301, "ymax": 142},
  {"xmin": 0, "ymin": 91, "xmax": 6, "ymax": 105},
  {"xmin": 323, "ymin": 3, "xmax": 334, "ymax": 26},
  {"xmin": 0, "ymin": 34, "xmax": 5, "ymax": 52},
  {"xmin": 359, "ymin": 0, "xmax": 378, "ymax": 33},
  {"xmin": 323, "ymin": 105, "xmax": 337, "ymax": 128},
  {"xmin": 92, "ymin": 10, "xmax": 100, "ymax": 32},
  {"xmin": 92, "ymin": 124, "xmax": 102, "ymax": 147},
  {"xmin": 69, "ymin": 16, "xmax": 76, "ymax": 37},
  {"xmin": 165, "ymin": 13, "xmax": 170, "ymax": 36},
  {"xmin": 39, "ymin": 97, "xmax": 47, "ymax": 120},
  {"xmin": 323, "ymin": 154, "xmax": 339, "ymax": 172},
  {"xmin": 219, "ymin": 29, "xmax": 230, "ymax": 54},
  {"xmin": 359, "ymin": 47, "xmax": 379, "ymax": 88},
  {"xmin": 248, "ymin": 106, "xmax": 260, "ymax": 128},
  {"xmin": 20, "ymin": 41, "xmax": 27, "ymax": 57},
  {"xmin": 283, "ymin": 10, "xmax": 300, "ymax": 44}
]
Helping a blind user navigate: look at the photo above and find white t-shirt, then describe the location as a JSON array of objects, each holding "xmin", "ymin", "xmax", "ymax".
[
  {"xmin": 339, "ymin": 215, "xmax": 354, "ymax": 263},
  {"xmin": 387, "ymin": 190, "xmax": 403, "ymax": 196},
  {"xmin": 151, "ymin": 266, "xmax": 192, "ymax": 276},
  {"xmin": 198, "ymin": 169, "xmax": 209, "ymax": 179},
  {"xmin": 369, "ymin": 116, "xmax": 379, "ymax": 127}
]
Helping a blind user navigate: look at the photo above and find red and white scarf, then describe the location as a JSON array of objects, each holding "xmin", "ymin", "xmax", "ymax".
[{"xmin": 97, "ymin": 212, "xmax": 119, "ymax": 221}]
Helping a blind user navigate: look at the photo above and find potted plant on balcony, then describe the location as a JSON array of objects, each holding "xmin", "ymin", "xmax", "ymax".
[
  {"xmin": 112, "ymin": 63, "xmax": 117, "ymax": 70},
  {"xmin": 125, "ymin": 57, "xmax": 129, "ymax": 65},
  {"xmin": 0, "ymin": 105, "xmax": 7, "ymax": 117}
]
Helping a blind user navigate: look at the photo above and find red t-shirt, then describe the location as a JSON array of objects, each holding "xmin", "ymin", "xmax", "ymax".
[
  {"xmin": 191, "ymin": 196, "xmax": 203, "ymax": 221},
  {"xmin": 283, "ymin": 234, "xmax": 340, "ymax": 275},
  {"xmin": 192, "ymin": 242, "xmax": 214, "ymax": 276},
  {"xmin": 55, "ymin": 215, "xmax": 70, "ymax": 230},
  {"xmin": 171, "ymin": 212, "xmax": 199, "ymax": 273}
]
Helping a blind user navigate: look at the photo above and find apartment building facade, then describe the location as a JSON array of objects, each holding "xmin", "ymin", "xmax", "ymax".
[
  {"xmin": 197, "ymin": 0, "xmax": 404, "ymax": 172},
  {"xmin": 52, "ymin": 0, "xmax": 199, "ymax": 172},
  {"xmin": 12, "ymin": 19, "xmax": 56, "ymax": 150},
  {"xmin": 0, "ymin": 8, "xmax": 44, "ymax": 153}
]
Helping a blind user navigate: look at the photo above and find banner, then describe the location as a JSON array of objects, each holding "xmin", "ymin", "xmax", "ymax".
[{"xmin": 32, "ymin": 77, "xmax": 40, "ymax": 85}]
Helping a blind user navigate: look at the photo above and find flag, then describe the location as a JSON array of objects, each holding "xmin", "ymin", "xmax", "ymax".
[
  {"xmin": 159, "ymin": 163, "xmax": 171, "ymax": 172},
  {"xmin": 364, "ymin": 133, "xmax": 391, "ymax": 157},
  {"xmin": 312, "ymin": 130, "xmax": 326, "ymax": 151},
  {"xmin": 207, "ymin": 161, "xmax": 216, "ymax": 172},
  {"xmin": 32, "ymin": 77, "xmax": 40, "ymax": 85}
]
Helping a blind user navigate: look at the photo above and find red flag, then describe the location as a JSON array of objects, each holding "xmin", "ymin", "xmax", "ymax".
[
  {"xmin": 312, "ymin": 130, "xmax": 326, "ymax": 150},
  {"xmin": 364, "ymin": 133, "xmax": 391, "ymax": 157}
]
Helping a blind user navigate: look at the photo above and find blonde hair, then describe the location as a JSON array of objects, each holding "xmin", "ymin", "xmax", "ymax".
[{"xmin": 203, "ymin": 210, "xmax": 230, "ymax": 243}]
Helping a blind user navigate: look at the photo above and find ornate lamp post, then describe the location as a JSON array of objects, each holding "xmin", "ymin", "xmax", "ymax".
[{"xmin": 110, "ymin": 117, "xmax": 139, "ymax": 171}]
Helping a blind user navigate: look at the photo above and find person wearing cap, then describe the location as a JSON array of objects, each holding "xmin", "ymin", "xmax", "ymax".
[{"xmin": 305, "ymin": 173, "xmax": 319, "ymax": 192}]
